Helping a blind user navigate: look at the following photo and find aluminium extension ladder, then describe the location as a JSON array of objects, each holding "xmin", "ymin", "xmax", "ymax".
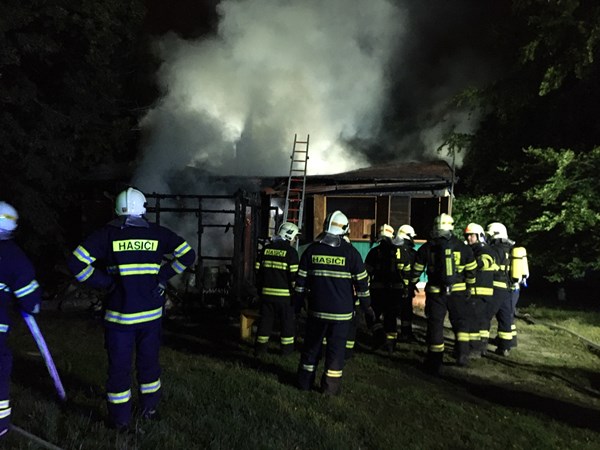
[{"xmin": 282, "ymin": 134, "xmax": 309, "ymax": 235}]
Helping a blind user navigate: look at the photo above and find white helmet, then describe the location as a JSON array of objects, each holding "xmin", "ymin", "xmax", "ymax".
[
  {"xmin": 464, "ymin": 222, "xmax": 485, "ymax": 242},
  {"xmin": 433, "ymin": 213, "xmax": 454, "ymax": 232},
  {"xmin": 323, "ymin": 210, "xmax": 349, "ymax": 235},
  {"xmin": 0, "ymin": 202, "xmax": 18, "ymax": 232},
  {"xmin": 278, "ymin": 222, "xmax": 300, "ymax": 241},
  {"xmin": 396, "ymin": 224, "xmax": 416, "ymax": 241},
  {"xmin": 379, "ymin": 224, "xmax": 394, "ymax": 240},
  {"xmin": 115, "ymin": 187, "xmax": 147, "ymax": 216},
  {"xmin": 486, "ymin": 222, "xmax": 508, "ymax": 240}
]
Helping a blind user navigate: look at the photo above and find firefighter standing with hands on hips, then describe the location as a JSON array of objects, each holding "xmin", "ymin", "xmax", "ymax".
[
  {"xmin": 294, "ymin": 210, "xmax": 374, "ymax": 395},
  {"xmin": 254, "ymin": 222, "xmax": 300, "ymax": 356},
  {"xmin": 410, "ymin": 214, "xmax": 477, "ymax": 374},
  {"xmin": 0, "ymin": 202, "xmax": 43, "ymax": 439},
  {"xmin": 68, "ymin": 187, "xmax": 196, "ymax": 432}
]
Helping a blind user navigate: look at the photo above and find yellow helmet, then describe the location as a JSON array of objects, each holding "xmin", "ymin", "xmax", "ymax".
[
  {"xmin": 433, "ymin": 213, "xmax": 454, "ymax": 232},
  {"xmin": 379, "ymin": 224, "xmax": 394, "ymax": 240}
]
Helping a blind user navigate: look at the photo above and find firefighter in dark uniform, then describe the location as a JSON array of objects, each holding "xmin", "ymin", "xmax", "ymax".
[
  {"xmin": 294, "ymin": 210, "xmax": 374, "ymax": 395},
  {"xmin": 254, "ymin": 222, "xmax": 300, "ymax": 356},
  {"xmin": 486, "ymin": 222, "xmax": 515, "ymax": 356},
  {"xmin": 365, "ymin": 224, "xmax": 410, "ymax": 353},
  {"xmin": 0, "ymin": 202, "xmax": 42, "ymax": 439},
  {"xmin": 410, "ymin": 214, "xmax": 477, "ymax": 373},
  {"xmin": 464, "ymin": 223, "xmax": 497, "ymax": 358},
  {"xmin": 68, "ymin": 187, "xmax": 196, "ymax": 431},
  {"xmin": 394, "ymin": 224, "xmax": 418, "ymax": 342}
]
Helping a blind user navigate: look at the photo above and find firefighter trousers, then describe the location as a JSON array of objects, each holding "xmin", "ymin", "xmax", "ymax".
[
  {"xmin": 297, "ymin": 318, "xmax": 350, "ymax": 395},
  {"xmin": 492, "ymin": 289, "xmax": 513, "ymax": 351},
  {"xmin": 0, "ymin": 334, "xmax": 12, "ymax": 433},
  {"xmin": 424, "ymin": 292, "xmax": 472, "ymax": 367},
  {"xmin": 105, "ymin": 323, "xmax": 162, "ymax": 427},
  {"xmin": 256, "ymin": 299, "xmax": 295, "ymax": 353}
]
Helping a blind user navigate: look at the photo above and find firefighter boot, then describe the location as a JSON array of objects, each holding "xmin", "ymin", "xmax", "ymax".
[
  {"xmin": 423, "ymin": 351, "xmax": 443, "ymax": 375},
  {"xmin": 297, "ymin": 366, "xmax": 316, "ymax": 391},
  {"xmin": 456, "ymin": 341, "xmax": 470, "ymax": 367},
  {"xmin": 398, "ymin": 325, "xmax": 416, "ymax": 343},
  {"xmin": 321, "ymin": 373, "xmax": 342, "ymax": 396},
  {"xmin": 254, "ymin": 343, "xmax": 267, "ymax": 357}
]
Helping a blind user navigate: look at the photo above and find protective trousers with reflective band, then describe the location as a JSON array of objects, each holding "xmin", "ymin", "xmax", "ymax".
[
  {"xmin": 425, "ymin": 292, "xmax": 472, "ymax": 362},
  {"xmin": 371, "ymin": 288, "xmax": 403, "ymax": 343},
  {"xmin": 0, "ymin": 335, "xmax": 12, "ymax": 432},
  {"xmin": 491, "ymin": 289, "xmax": 513, "ymax": 351},
  {"xmin": 297, "ymin": 318, "xmax": 350, "ymax": 395},
  {"xmin": 105, "ymin": 324, "xmax": 162, "ymax": 426},
  {"xmin": 255, "ymin": 300, "xmax": 296, "ymax": 351}
]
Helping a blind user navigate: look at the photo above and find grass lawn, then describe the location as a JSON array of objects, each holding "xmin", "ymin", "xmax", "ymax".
[{"xmin": 2, "ymin": 296, "xmax": 600, "ymax": 449}]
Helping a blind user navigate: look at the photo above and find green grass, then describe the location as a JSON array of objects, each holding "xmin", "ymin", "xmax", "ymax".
[{"xmin": 2, "ymin": 304, "xmax": 600, "ymax": 449}]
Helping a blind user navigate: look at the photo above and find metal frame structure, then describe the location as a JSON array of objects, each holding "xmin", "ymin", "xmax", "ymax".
[{"xmin": 144, "ymin": 189, "xmax": 262, "ymax": 307}]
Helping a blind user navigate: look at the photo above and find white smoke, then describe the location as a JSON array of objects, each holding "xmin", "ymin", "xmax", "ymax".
[{"xmin": 133, "ymin": 0, "xmax": 405, "ymax": 193}]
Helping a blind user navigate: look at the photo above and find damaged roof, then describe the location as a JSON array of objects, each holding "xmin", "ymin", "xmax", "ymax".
[{"xmin": 269, "ymin": 160, "xmax": 455, "ymax": 196}]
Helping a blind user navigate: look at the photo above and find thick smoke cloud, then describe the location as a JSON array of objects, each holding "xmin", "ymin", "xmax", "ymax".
[
  {"xmin": 134, "ymin": 0, "xmax": 506, "ymax": 193},
  {"xmin": 134, "ymin": 0, "xmax": 404, "ymax": 192}
]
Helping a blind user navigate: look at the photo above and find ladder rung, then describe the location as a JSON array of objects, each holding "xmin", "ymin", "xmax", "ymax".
[
  {"xmin": 287, "ymin": 208, "xmax": 299, "ymax": 212},
  {"xmin": 294, "ymin": 141, "xmax": 309, "ymax": 144}
]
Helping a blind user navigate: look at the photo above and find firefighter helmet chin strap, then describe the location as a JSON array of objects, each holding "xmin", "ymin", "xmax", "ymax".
[{"xmin": 317, "ymin": 232, "xmax": 342, "ymax": 247}]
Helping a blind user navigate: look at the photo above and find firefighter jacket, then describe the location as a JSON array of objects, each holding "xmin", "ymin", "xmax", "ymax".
[
  {"xmin": 254, "ymin": 237, "xmax": 299, "ymax": 301},
  {"xmin": 365, "ymin": 239, "xmax": 410, "ymax": 290},
  {"xmin": 0, "ymin": 239, "xmax": 42, "ymax": 333},
  {"xmin": 468, "ymin": 242, "xmax": 497, "ymax": 297},
  {"xmin": 67, "ymin": 217, "xmax": 196, "ymax": 329},
  {"xmin": 294, "ymin": 237, "xmax": 370, "ymax": 321},
  {"xmin": 489, "ymin": 239, "xmax": 514, "ymax": 292},
  {"xmin": 410, "ymin": 234, "xmax": 477, "ymax": 294}
]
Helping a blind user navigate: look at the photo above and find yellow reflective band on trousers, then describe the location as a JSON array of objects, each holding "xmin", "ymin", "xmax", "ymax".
[
  {"xmin": 511, "ymin": 324, "xmax": 517, "ymax": 336},
  {"xmin": 256, "ymin": 335, "xmax": 269, "ymax": 344},
  {"xmin": 469, "ymin": 333, "xmax": 481, "ymax": 341},
  {"xmin": 104, "ymin": 306, "xmax": 163, "ymax": 325},
  {"xmin": 0, "ymin": 407, "xmax": 11, "ymax": 419},
  {"xmin": 309, "ymin": 311, "xmax": 353, "ymax": 321},
  {"xmin": 281, "ymin": 336, "xmax": 294, "ymax": 345},
  {"xmin": 473, "ymin": 287, "xmax": 493, "ymax": 296},
  {"xmin": 107, "ymin": 389, "xmax": 131, "ymax": 404},
  {"xmin": 302, "ymin": 364, "xmax": 315, "ymax": 372},
  {"xmin": 261, "ymin": 287, "xmax": 291, "ymax": 297},
  {"xmin": 140, "ymin": 379, "xmax": 161, "ymax": 394},
  {"xmin": 480, "ymin": 330, "xmax": 490, "ymax": 338},
  {"xmin": 386, "ymin": 333, "xmax": 397, "ymax": 340},
  {"xmin": 0, "ymin": 400, "xmax": 8, "ymax": 409},
  {"xmin": 326, "ymin": 369, "xmax": 343, "ymax": 378},
  {"xmin": 493, "ymin": 280, "xmax": 509, "ymax": 289},
  {"xmin": 498, "ymin": 331, "xmax": 513, "ymax": 340},
  {"xmin": 346, "ymin": 340, "xmax": 355, "ymax": 349},
  {"xmin": 112, "ymin": 239, "xmax": 158, "ymax": 252},
  {"xmin": 457, "ymin": 332, "xmax": 470, "ymax": 342},
  {"xmin": 429, "ymin": 343, "xmax": 444, "ymax": 353}
]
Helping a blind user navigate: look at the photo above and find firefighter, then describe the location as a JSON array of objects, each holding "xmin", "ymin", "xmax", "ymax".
[
  {"xmin": 410, "ymin": 214, "xmax": 476, "ymax": 373},
  {"xmin": 394, "ymin": 224, "xmax": 417, "ymax": 342},
  {"xmin": 294, "ymin": 210, "xmax": 374, "ymax": 395},
  {"xmin": 254, "ymin": 222, "xmax": 300, "ymax": 356},
  {"xmin": 0, "ymin": 202, "xmax": 42, "ymax": 439},
  {"xmin": 486, "ymin": 222, "xmax": 516, "ymax": 356},
  {"xmin": 464, "ymin": 223, "xmax": 497, "ymax": 358},
  {"xmin": 67, "ymin": 187, "xmax": 196, "ymax": 432},
  {"xmin": 365, "ymin": 224, "xmax": 410, "ymax": 353}
]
